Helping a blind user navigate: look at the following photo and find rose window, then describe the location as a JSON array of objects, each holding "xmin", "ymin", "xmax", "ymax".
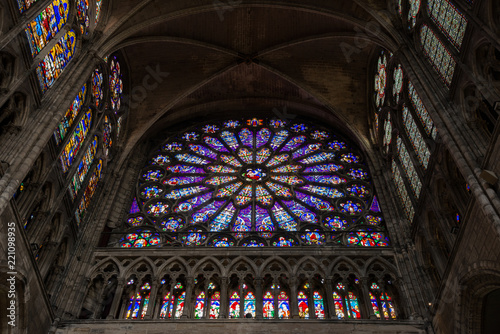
[{"xmin": 116, "ymin": 117, "xmax": 389, "ymax": 247}]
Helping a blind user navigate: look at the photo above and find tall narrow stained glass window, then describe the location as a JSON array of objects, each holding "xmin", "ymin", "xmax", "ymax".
[
  {"xmin": 408, "ymin": 0, "xmax": 421, "ymax": 28},
  {"xmin": 392, "ymin": 160, "xmax": 415, "ymax": 221},
  {"xmin": 60, "ymin": 109, "xmax": 92, "ymax": 173},
  {"xmin": 277, "ymin": 291, "xmax": 290, "ymax": 319},
  {"xmin": 229, "ymin": 292, "xmax": 240, "ymax": 318},
  {"xmin": 244, "ymin": 292, "xmax": 256, "ymax": 318},
  {"xmin": 68, "ymin": 135, "xmax": 98, "ymax": 199},
  {"xmin": 54, "ymin": 84, "xmax": 87, "ymax": 146},
  {"xmin": 427, "ymin": 0, "xmax": 467, "ymax": 49},
  {"xmin": 297, "ymin": 290, "xmax": 309, "ymax": 319},
  {"xmin": 402, "ymin": 106, "xmax": 431, "ymax": 169},
  {"xmin": 109, "ymin": 57, "xmax": 123, "ymax": 112},
  {"xmin": 194, "ymin": 291, "xmax": 206, "ymax": 318},
  {"xmin": 75, "ymin": 159, "xmax": 103, "ymax": 225},
  {"xmin": 17, "ymin": 0, "xmax": 40, "ymax": 13},
  {"xmin": 420, "ymin": 25, "xmax": 456, "ymax": 87},
  {"xmin": 76, "ymin": 0, "xmax": 90, "ymax": 34},
  {"xmin": 396, "ymin": 137, "xmax": 422, "ymax": 197},
  {"xmin": 125, "ymin": 282, "xmax": 151, "ymax": 319},
  {"xmin": 25, "ymin": 0, "xmax": 70, "ymax": 57},
  {"xmin": 36, "ymin": 29, "xmax": 77, "ymax": 93},
  {"xmin": 209, "ymin": 292, "xmax": 221, "ymax": 319},
  {"xmin": 332, "ymin": 283, "xmax": 361, "ymax": 319},
  {"xmin": 408, "ymin": 81, "xmax": 437, "ymax": 139},
  {"xmin": 370, "ymin": 283, "xmax": 397, "ymax": 320},
  {"xmin": 116, "ymin": 118, "xmax": 389, "ymax": 248}
]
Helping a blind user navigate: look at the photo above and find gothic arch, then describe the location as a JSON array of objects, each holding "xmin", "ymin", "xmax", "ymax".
[
  {"xmin": 227, "ymin": 257, "xmax": 259, "ymax": 278},
  {"xmin": 191, "ymin": 257, "xmax": 224, "ymax": 279},
  {"xmin": 327, "ymin": 256, "xmax": 362, "ymax": 277},
  {"xmin": 293, "ymin": 256, "xmax": 325, "ymax": 278}
]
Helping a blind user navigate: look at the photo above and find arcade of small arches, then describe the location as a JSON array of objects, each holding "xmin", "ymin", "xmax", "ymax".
[{"xmin": 80, "ymin": 256, "xmax": 401, "ymax": 321}]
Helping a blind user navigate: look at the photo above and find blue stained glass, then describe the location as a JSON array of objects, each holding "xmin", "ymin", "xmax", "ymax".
[
  {"xmin": 160, "ymin": 217, "xmax": 184, "ymax": 232},
  {"xmin": 247, "ymin": 118, "xmax": 263, "ymax": 127},
  {"xmin": 271, "ymin": 165, "xmax": 302, "ymax": 173},
  {"xmin": 235, "ymin": 185, "xmax": 252, "ymax": 206},
  {"xmin": 271, "ymin": 203, "xmax": 297, "ymax": 231},
  {"xmin": 328, "ymin": 140, "xmax": 347, "ymax": 151},
  {"xmin": 151, "ymin": 155, "xmax": 170, "ymax": 166},
  {"xmin": 36, "ymin": 30, "xmax": 76, "ymax": 93},
  {"xmin": 256, "ymin": 148, "xmax": 272, "ymax": 164},
  {"xmin": 164, "ymin": 142, "xmax": 183, "ymax": 152},
  {"xmin": 281, "ymin": 136, "xmax": 307, "ymax": 152},
  {"xmin": 221, "ymin": 155, "xmax": 242, "ymax": 167},
  {"xmin": 242, "ymin": 168, "xmax": 266, "ymax": 183},
  {"xmin": 239, "ymin": 128, "xmax": 253, "ymax": 147},
  {"xmin": 212, "ymin": 237, "xmax": 235, "ymax": 247},
  {"xmin": 340, "ymin": 153, "xmax": 361, "ymax": 164},
  {"xmin": 202, "ymin": 124, "xmax": 219, "ymax": 133},
  {"xmin": 221, "ymin": 131, "xmax": 239, "ymax": 150},
  {"xmin": 189, "ymin": 144, "xmax": 218, "ymax": 159},
  {"xmin": 140, "ymin": 185, "xmax": 164, "ymax": 199},
  {"xmin": 256, "ymin": 128, "xmax": 271, "ymax": 147},
  {"xmin": 255, "ymin": 185, "xmax": 273, "ymax": 206},
  {"xmin": 54, "ymin": 84, "xmax": 87, "ymax": 146},
  {"xmin": 215, "ymin": 182, "xmax": 242, "ymax": 198},
  {"xmin": 266, "ymin": 154, "xmax": 289, "ymax": 167},
  {"xmin": 167, "ymin": 165, "xmax": 205, "ymax": 174},
  {"xmin": 346, "ymin": 184, "xmax": 370, "ymax": 198},
  {"xmin": 295, "ymin": 191, "xmax": 333, "ymax": 211},
  {"xmin": 207, "ymin": 165, "xmax": 236, "ymax": 173},
  {"xmin": 303, "ymin": 175, "xmax": 346, "ymax": 185},
  {"xmin": 300, "ymin": 185, "xmax": 344, "ymax": 198},
  {"xmin": 270, "ymin": 130, "xmax": 289, "ymax": 150},
  {"xmin": 310, "ymin": 130, "xmax": 329, "ymax": 140},
  {"xmin": 182, "ymin": 230, "xmax": 206, "ymax": 246},
  {"xmin": 238, "ymin": 148, "xmax": 253, "ymax": 164},
  {"xmin": 164, "ymin": 176, "xmax": 205, "ymax": 186},
  {"xmin": 256, "ymin": 212, "xmax": 274, "ymax": 238},
  {"xmin": 175, "ymin": 153, "xmax": 210, "ymax": 165},
  {"xmin": 59, "ymin": 109, "xmax": 92, "ymax": 173},
  {"xmin": 203, "ymin": 136, "xmax": 229, "ymax": 152},
  {"xmin": 301, "ymin": 229, "xmax": 326, "ymax": 245},
  {"xmin": 266, "ymin": 182, "xmax": 293, "ymax": 198},
  {"xmin": 17, "ymin": 0, "xmax": 40, "ymax": 13},
  {"xmin": 205, "ymin": 176, "xmax": 237, "ymax": 186},
  {"xmin": 68, "ymin": 136, "xmax": 97, "ymax": 199},
  {"xmin": 291, "ymin": 124, "xmax": 308, "ymax": 132},
  {"xmin": 347, "ymin": 168, "xmax": 368, "ymax": 180},
  {"xmin": 324, "ymin": 216, "xmax": 348, "ymax": 230},
  {"xmin": 269, "ymin": 119, "xmax": 286, "ymax": 128},
  {"xmin": 127, "ymin": 216, "xmax": 144, "ymax": 227},
  {"xmin": 142, "ymin": 169, "xmax": 164, "ymax": 182},
  {"xmin": 232, "ymin": 206, "xmax": 252, "ymax": 238},
  {"xmin": 165, "ymin": 186, "xmax": 208, "ymax": 200},
  {"xmin": 282, "ymin": 200, "xmax": 318, "ymax": 223},
  {"xmin": 174, "ymin": 193, "xmax": 212, "ymax": 212},
  {"xmin": 191, "ymin": 201, "xmax": 225, "ymax": 223},
  {"xmin": 303, "ymin": 164, "xmax": 343, "ymax": 173},
  {"xmin": 292, "ymin": 143, "xmax": 322, "ymax": 159},
  {"xmin": 339, "ymin": 200, "xmax": 363, "ymax": 215},
  {"xmin": 299, "ymin": 152, "xmax": 335, "ymax": 164},
  {"xmin": 210, "ymin": 203, "xmax": 236, "ymax": 231},
  {"xmin": 224, "ymin": 120, "xmax": 240, "ymax": 128},
  {"xmin": 182, "ymin": 132, "xmax": 199, "ymax": 141},
  {"xmin": 270, "ymin": 175, "xmax": 304, "ymax": 185},
  {"xmin": 273, "ymin": 236, "xmax": 294, "ymax": 247},
  {"xmin": 146, "ymin": 201, "xmax": 169, "ymax": 217}
]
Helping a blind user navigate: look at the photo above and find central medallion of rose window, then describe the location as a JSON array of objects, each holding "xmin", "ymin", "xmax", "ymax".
[{"xmin": 242, "ymin": 167, "xmax": 267, "ymax": 181}]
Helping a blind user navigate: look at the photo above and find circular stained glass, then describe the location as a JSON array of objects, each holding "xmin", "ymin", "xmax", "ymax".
[
  {"xmin": 120, "ymin": 230, "xmax": 161, "ymax": 247},
  {"xmin": 120, "ymin": 117, "xmax": 389, "ymax": 247}
]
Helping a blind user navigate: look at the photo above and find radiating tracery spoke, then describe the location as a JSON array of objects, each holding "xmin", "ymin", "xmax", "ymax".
[{"xmin": 119, "ymin": 117, "xmax": 389, "ymax": 248}]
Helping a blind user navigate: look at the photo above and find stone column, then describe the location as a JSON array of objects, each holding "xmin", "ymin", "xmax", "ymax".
[
  {"xmin": 219, "ymin": 277, "xmax": 229, "ymax": 318},
  {"xmin": 182, "ymin": 277, "xmax": 194, "ymax": 318},
  {"xmin": 290, "ymin": 277, "xmax": 300, "ymax": 319},
  {"xmin": 92, "ymin": 279, "xmax": 107, "ymax": 319},
  {"xmin": 308, "ymin": 284, "xmax": 315, "ymax": 319},
  {"xmin": 144, "ymin": 279, "xmax": 160, "ymax": 319},
  {"xmin": 360, "ymin": 277, "xmax": 376, "ymax": 319},
  {"xmin": 324, "ymin": 278, "xmax": 335, "ymax": 319},
  {"xmin": 106, "ymin": 279, "xmax": 125, "ymax": 319},
  {"xmin": 255, "ymin": 278, "xmax": 263, "ymax": 319}
]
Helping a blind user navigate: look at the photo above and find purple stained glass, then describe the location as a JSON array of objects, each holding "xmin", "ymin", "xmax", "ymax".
[
  {"xmin": 295, "ymin": 191, "xmax": 333, "ymax": 211},
  {"xmin": 221, "ymin": 131, "xmax": 239, "ymax": 150},
  {"xmin": 189, "ymin": 144, "xmax": 218, "ymax": 159},
  {"xmin": 256, "ymin": 205, "xmax": 275, "ymax": 238},
  {"xmin": 129, "ymin": 198, "xmax": 140, "ymax": 214},
  {"xmin": 292, "ymin": 143, "xmax": 322, "ymax": 159},
  {"xmin": 167, "ymin": 165, "xmax": 205, "ymax": 174},
  {"xmin": 299, "ymin": 152, "xmax": 335, "ymax": 165},
  {"xmin": 282, "ymin": 200, "xmax": 318, "ymax": 223},
  {"xmin": 233, "ymin": 206, "xmax": 252, "ymax": 238},
  {"xmin": 174, "ymin": 192, "xmax": 212, "ymax": 213},
  {"xmin": 203, "ymin": 136, "xmax": 229, "ymax": 152},
  {"xmin": 300, "ymin": 185, "xmax": 344, "ymax": 199},
  {"xmin": 239, "ymin": 128, "xmax": 253, "ymax": 147},
  {"xmin": 206, "ymin": 176, "xmax": 237, "ymax": 186},
  {"xmin": 256, "ymin": 128, "xmax": 271, "ymax": 147},
  {"xmin": 303, "ymin": 175, "xmax": 346, "ymax": 185},
  {"xmin": 324, "ymin": 216, "xmax": 348, "ymax": 230},
  {"xmin": 303, "ymin": 164, "xmax": 343, "ymax": 173},
  {"xmin": 281, "ymin": 136, "xmax": 307, "ymax": 152},
  {"xmin": 266, "ymin": 182, "xmax": 293, "ymax": 198},
  {"xmin": 164, "ymin": 176, "xmax": 205, "ymax": 187},
  {"xmin": 160, "ymin": 217, "xmax": 184, "ymax": 232},
  {"xmin": 271, "ymin": 203, "xmax": 297, "ymax": 231},
  {"xmin": 191, "ymin": 201, "xmax": 225, "ymax": 224},
  {"xmin": 210, "ymin": 203, "xmax": 236, "ymax": 231},
  {"xmin": 270, "ymin": 130, "xmax": 289, "ymax": 150},
  {"xmin": 271, "ymin": 175, "xmax": 303, "ymax": 185},
  {"xmin": 370, "ymin": 196, "xmax": 381, "ymax": 212}
]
